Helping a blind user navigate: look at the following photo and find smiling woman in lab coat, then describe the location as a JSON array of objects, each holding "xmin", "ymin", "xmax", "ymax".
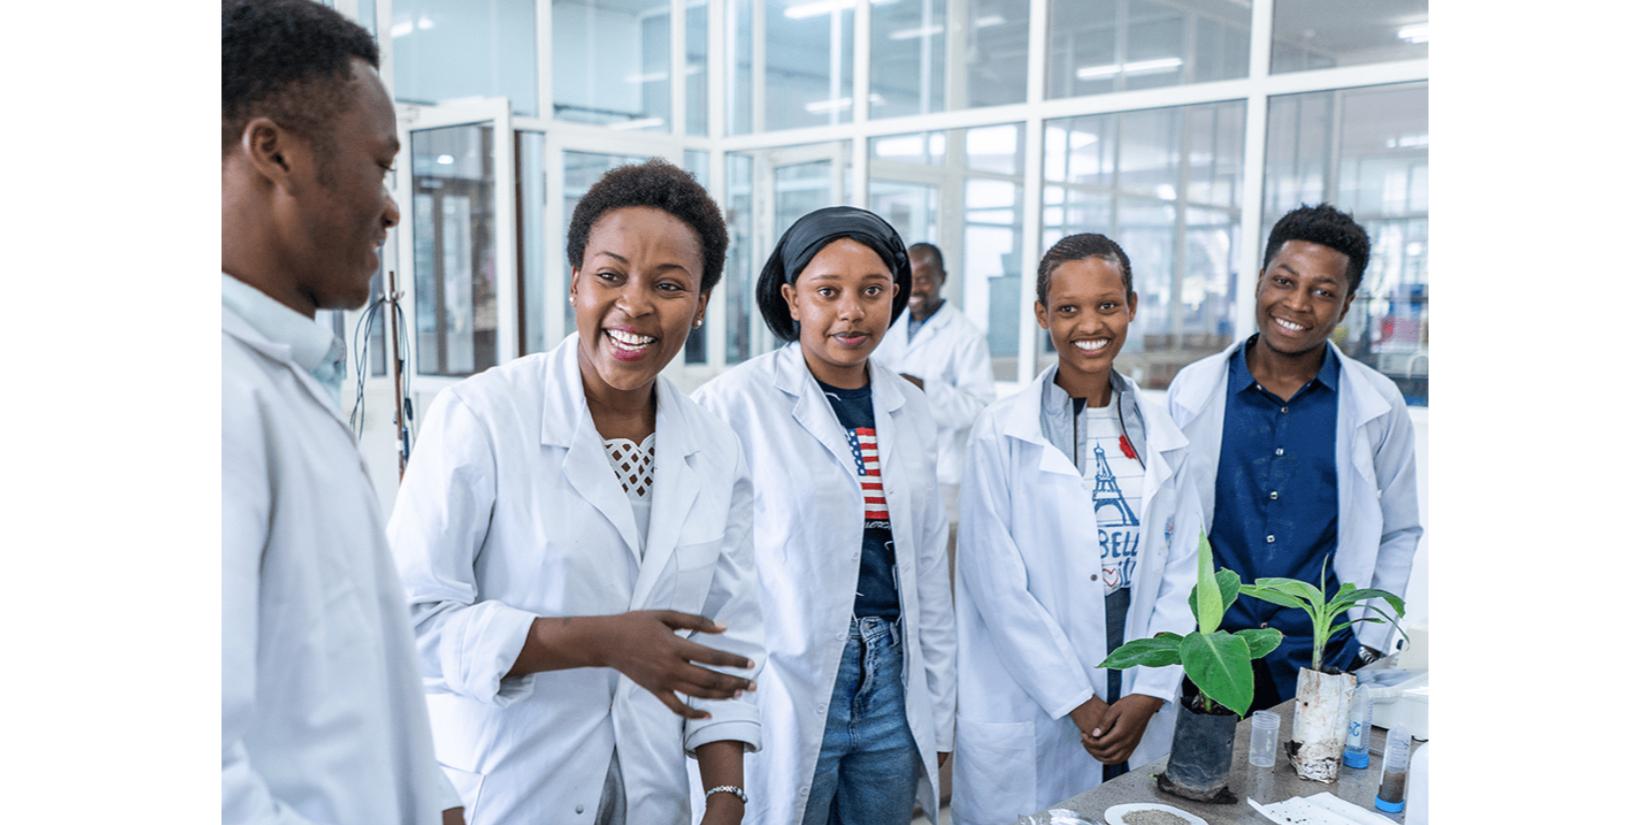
[
  {"xmin": 387, "ymin": 160, "xmax": 763, "ymax": 825},
  {"xmin": 951, "ymin": 234, "xmax": 1202, "ymax": 825},
  {"xmin": 692, "ymin": 207, "xmax": 956, "ymax": 825}
]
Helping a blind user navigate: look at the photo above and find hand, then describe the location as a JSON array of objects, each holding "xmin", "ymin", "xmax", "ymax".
[
  {"xmin": 1086, "ymin": 694, "xmax": 1164, "ymax": 765},
  {"xmin": 701, "ymin": 792, "xmax": 744, "ymax": 825},
  {"xmin": 938, "ymin": 751, "xmax": 951, "ymax": 768},
  {"xmin": 900, "ymin": 373, "xmax": 926, "ymax": 390},
  {"xmin": 441, "ymin": 807, "xmax": 465, "ymax": 825},
  {"xmin": 1068, "ymin": 695, "xmax": 1109, "ymax": 749},
  {"xmin": 594, "ymin": 611, "xmax": 757, "ymax": 719}
]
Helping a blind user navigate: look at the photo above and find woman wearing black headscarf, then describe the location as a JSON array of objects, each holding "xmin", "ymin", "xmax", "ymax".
[{"xmin": 692, "ymin": 207, "xmax": 956, "ymax": 825}]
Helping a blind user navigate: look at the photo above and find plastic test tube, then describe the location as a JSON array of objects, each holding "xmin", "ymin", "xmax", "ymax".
[
  {"xmin": 1344, "ymin": 684, "xmax": 1374, "ymax": 768},
  {"xmin": 1248, "ymin": 709, "xmax": 1281, "ymax": 768},
  {"xmin": 1374, "ymin": 725, "xmax": 1412, "ymax": 814}
]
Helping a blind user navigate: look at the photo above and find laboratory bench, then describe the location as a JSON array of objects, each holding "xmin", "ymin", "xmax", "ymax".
[{"xmin": 1040, "ymin": 699, "xmax": 1407, "ymax": 824}]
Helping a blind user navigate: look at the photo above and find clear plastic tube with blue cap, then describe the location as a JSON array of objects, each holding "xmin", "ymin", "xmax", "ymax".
[
  {"xmin": 1374, "ymin": 725, "xmax": 1412, "ymax": 814},
  {"xmin": 1343, "ymin": 684, "xmax": 1374, "ymax": 768}
]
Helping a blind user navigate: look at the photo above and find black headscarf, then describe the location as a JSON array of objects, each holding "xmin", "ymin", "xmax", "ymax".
[{"xmin": 755, "ymin": 206, "xmax": 912, "ymax": 341}]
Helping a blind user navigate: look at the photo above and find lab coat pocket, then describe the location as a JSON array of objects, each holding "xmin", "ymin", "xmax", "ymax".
[
  {"xmin": 953, "ymin": 718, "xmax": 1037, "ymax": 825},
  {"xmin": 671, "ymin": 537, "xmax": 722, "ymax": 612},
  {"xmin": 439, "ymin": 763, "xmax": 487, "ymax": 822}
]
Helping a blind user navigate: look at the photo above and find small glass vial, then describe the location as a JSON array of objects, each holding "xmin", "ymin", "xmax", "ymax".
[
  {"xmin": 1344, "ymin": 684, "xmax": 1374, "ymax": 768},
  {"xmin": 1375, "ymin": 725, "xmax": 1412, "ymax": 814},
  {"xmin": 1248, "ymin": 709, "xmax": 1281, "ymax": 768}
]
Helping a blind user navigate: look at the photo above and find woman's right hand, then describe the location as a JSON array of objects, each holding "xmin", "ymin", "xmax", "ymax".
[{"xmin": 512, "ymin": 610, "xmax": 757, "ymax": 719}]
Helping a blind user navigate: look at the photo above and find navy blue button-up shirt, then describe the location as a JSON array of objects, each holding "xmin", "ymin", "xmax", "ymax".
[{"xmin": 1210, "ymin": 338, "xmax": 1356, "ymax": 697}]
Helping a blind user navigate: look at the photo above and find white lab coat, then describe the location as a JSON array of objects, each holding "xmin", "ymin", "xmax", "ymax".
[
  {"xmin": 387, "ymin": 334, "xmax": 764, "ymax": 825},
  {"xmin": 950, "ymin": 366, "xmax": 1201, "ymax": 825},
  {"xmin": 692, "ymin": 343, "xmax": 957, "ymax": 825},
  {"xmin": 873, "ymin": 301, "xmax": 996, "ymax": 490},
  {"xmin": 1165, "ymin": 340, "xmax": 1422, "ymax": 650},
  {"xmin": 222, "ymin": 308, "xmax": 456, "ymax": 824}
]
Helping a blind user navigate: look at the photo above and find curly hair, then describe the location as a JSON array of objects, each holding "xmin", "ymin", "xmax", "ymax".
[
  {"xmin": 566, "ymin": 159, "xmax": 729, "ymax": 294},
  {"xmin": 1264, "ymin": 203, "xmax": 1372, "ymax": 294},
  {"xmin": 221, "ymin": 0, "xmax": 378, "ymax": 164},
  {"xmin": 1035, "ymin": 232, "xmax": 1133, "ymax": 305}
]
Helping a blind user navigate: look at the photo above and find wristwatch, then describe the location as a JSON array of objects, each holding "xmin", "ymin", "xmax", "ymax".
[{"xmin": 705, "ymin": 785, "xmax": 748, "ymax": 805}]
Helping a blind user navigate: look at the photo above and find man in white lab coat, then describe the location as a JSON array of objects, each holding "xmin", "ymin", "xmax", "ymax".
[
  {"xmin": 1166, "ymin": 203, "xmax": 1422, "ymax": 710},
  {"xmin": 872, "ymin": 243, "xmax": 996, "ymax": 526},
  {"xmin": 221, "ymin": 1, "xmax": 461, "ymax": 822}
]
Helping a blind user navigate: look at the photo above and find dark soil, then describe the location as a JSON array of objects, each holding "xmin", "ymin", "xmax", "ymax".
[{"xmin": 1155, "ymin": 771, "xmax": 1238, "ymax": 805}]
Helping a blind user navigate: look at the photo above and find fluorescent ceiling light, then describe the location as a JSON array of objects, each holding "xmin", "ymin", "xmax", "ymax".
[
  {"xmin": 611, "ymin": 117, "xmax": 665, "ymax": 131},
  {"xmin": 1385, "ymin": 134, "xmax": 1429, "ymax": 149},
  {"xmin": 974, "ymin": 14, "xmax": 1005, "ymax": 28},
  {"xmin": 890, "ymin": 24, "xmax": 943, "ymax": 41},
  {"xmin": 390, "ymin": 15, "xmax": 435, "ymax": 38},
  {"xmin": 1398, "ymin": 23, "xmax": 1429, "ymax": 44},
  {"xmin": 786, "ymin": 0, "xmax": 894, "ymax": 20},
  {"xmin": 1155, "ymin": 184, "xmax": 1177, "ymax": 201},
  {"xmin": 1075, "ymin": 56, "xmax": 1183, "ymax": 80},
  {"xmin": 436, "ymin": 154, "xmax": 455, "ymax": 165},
  {"xmin": 625, "ymin": 71, "xmax": 670, "ymax": 84},
  {"xmin": 804, "ymin": 97, "xmax": 854, "ymax": 114}
]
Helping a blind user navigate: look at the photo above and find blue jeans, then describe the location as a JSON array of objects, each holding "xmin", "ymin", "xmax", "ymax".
[{"xmin": 802, "ymin": 616, "xmax": 922, "ymax": 825}]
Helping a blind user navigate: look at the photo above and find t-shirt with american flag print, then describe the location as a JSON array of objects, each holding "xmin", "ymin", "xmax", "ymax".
[{"xmin": 817, "ymin": 379, "xmax": 901, "ymax": 620}]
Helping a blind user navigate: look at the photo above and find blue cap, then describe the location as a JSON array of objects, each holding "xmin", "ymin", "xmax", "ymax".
[
  {"xmin": 1343, "ymin": 749, "xmax": 1370, "ymax": 769},
  {"xmin": 1374, "ymin": 796, "xmax": 1405, "ymax": 813}
]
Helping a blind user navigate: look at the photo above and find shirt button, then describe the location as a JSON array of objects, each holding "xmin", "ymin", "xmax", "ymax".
[
  {"xmin": 1275, "ymin": 447, "xmax": 1285, "ymax": 456},
  {"xmin": 1266, "ymin": 534, "xmax": 1276, "ymax": 544},
  {"xmin": 1269, "ymin": 491, "xmax": 1279, "ymax": 501},
  {"xmin": 1260, "ymin": 621, "xmax": 1270, "ymax": 629},
  {"xmin": 1281, "ymin": 406, "xmax": 1289, "ymax": 414}
]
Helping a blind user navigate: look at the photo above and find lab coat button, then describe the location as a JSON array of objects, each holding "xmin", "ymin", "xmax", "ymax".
[
  {"xmin": 837, "ymin": 630, "xmax": 847, "ymax": 640},
  {"xmin": 575, "ymin": 804, "xmax": 585, "ymax": 814},
  {"xmin": 1090, "ymin": 574, "xmax": 1098, "ymax": 582},
  {"xmin": 817, "ymin": 703, "xmax": 827, "ymax": 714}
]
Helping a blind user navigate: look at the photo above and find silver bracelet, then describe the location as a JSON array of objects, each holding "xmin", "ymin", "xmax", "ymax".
[{"xmin": 705, "ymin": 785, "xmax": 748, "ymax": 805}]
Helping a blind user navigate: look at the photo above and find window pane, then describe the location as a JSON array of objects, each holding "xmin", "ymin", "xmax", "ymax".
[
  {"xmin": 392, "ymin": 0, "xmax": 538, "ymax": 116},
  {"xmin": 368, "ymin": 265, "xmax": 388, "ymax": 377},
  {"xmin": 687, "ymin": 0, "xmax": 709, "ymax": 136},
  {"xmin": 1043, "ymin": 101, "xmax": 1246, "ymax": 387},
  {"xmin": 553, "ymin": 0, "xmax": 671, "ymax": 131},
  {"xmin": 412, "ymin": 123, "xmax": 498, "ymax": 377},
  {"xmin": 562, "ymin": 151, "xmax": 650, "ymax": 337},
  {"xmin": 723, "ymin": 141, "xmax": 852, "ymax": 362},
  {"xmin": 869, "ymin": 125, "xmax": 1024, "ymax": 381},
  {"xmin": 1046, "ymin": 0, "xmax": 1250, "ymax": 101},
  {"xmin": 517, "ymin": 133, "xmax": 549, "ymax": 354},
  {"xmin": 869, "ymin": 0, "xmax": 1030, "ymax": 119},
  {"xmin": 1271, "ymin": 0, "xmax": 1427, "ymax": 74},
  {"xmin": 729, "ymin": 0, "xmax": 854, "ymax": 134},
  {"xmin": 1262, "ymin": 83, "xmax": 1428, "ymax": 404}
]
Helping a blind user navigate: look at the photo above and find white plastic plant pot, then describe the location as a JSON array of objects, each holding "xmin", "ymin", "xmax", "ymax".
[{"xmin": 1288, "ymin": 667, "xmax": 1357, "ymax": 782}]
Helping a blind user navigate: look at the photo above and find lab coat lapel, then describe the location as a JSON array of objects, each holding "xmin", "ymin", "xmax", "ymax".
[
  {"xmin": 631, "ymin": 382, "xmax": 701, "ymax": 608},
  {"xmin": 776, "ymin": 344, "xmax": 861, "ymax": 484},
  {"xmin": 542, "ymin": 338, "xmax": 643, "ymax": 564},
  {"xmin": 1135, "ymin": 392, "xmax": 1187, "ymax": 513},
  {"xmin": 1334, "ymin": 342, "xmax": 1388, "ymax": 487},
  {"xmin": 223, "ymin": 308, "xmax": 364, "ymax": 451},
  {"xmin": 1003, "ymin": 377, "xmax": 1081, "ymax": 479}
]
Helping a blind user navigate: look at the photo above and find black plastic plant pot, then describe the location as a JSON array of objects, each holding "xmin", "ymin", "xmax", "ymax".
[{"xmin": 1157, "ymin": 693, "xmax": 1240, "ymax": 804}]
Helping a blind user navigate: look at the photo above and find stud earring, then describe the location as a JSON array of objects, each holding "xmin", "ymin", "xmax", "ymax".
[{"xmin": 693, "ymin": 318, "xmax": 704, "ymax": 329}]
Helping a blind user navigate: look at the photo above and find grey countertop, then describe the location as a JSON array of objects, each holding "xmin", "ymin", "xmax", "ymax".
[{"xmin": 1040, "ymin": 700, "xmax": 1405, "ymax": 824}]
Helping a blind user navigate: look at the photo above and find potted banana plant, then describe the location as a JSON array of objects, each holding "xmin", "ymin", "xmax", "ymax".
[
  {"xmin": 1239, "ymin": 562, "xmax": 1405, "ymax": 783},
  {"xmin": 1099, "ymin": 534, "xmax": 1281, "ymax": 803}
]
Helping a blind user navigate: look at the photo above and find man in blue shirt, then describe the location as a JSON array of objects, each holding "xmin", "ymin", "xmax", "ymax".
[{"xmin": 1167, "ymin": 204, "xmax": 1422, "ymax": 711}]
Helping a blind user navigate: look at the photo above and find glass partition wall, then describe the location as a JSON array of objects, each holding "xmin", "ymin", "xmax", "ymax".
[{"xmin": 351, "ymin": 0, "xmax": 1427, "ymax": 412}]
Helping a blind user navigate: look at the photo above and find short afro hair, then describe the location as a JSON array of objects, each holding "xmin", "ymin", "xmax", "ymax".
[
  {"xmin": 909, "ymin": 242, "xmax": 946, "ymax": 275},
  {"xmin": 566, "ymin": 159, "xmax": 729, "ymax": 293},
  {"xmin": 1036, "ymin": 233, "xmax": 1133, "ymax": 305},
  {"xmin": 222, "ymin": 0, "xmax": 379, "ymax": 158},
  {"xmin": 1263, "ymin": 203, "xmax": 1371, "ymax": 295}
]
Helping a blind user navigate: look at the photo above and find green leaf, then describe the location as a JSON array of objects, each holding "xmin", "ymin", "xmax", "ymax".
[
  {"xmin": 1238, "ymin": 583, "xmax": 1313, "ymax": 612},
  {"xmin": 1187, "ymin": 567, "xmax": 1242, "ymax": 623},
  {"xmin": 1328, "ymin": 588, "xmax": 1406, "ymax": 621},
  {"xmin": 1099, "ymin": 634, "xmax": 1184, "ymax": 670},
  {"xmin": 1179, "ymin": 631, "xmax": 1255, "ymax": 716},
  {"xmin": 1251, "ymin": 577, "xmax": 1326, "ymax": 613},
  {"xmin": 1234, "ymin": 627, "xmax": 1284, "ymax": 660},
  {"xmin": 1194, "ymin": 533, "xmax": 1222, "ymax": 635}
]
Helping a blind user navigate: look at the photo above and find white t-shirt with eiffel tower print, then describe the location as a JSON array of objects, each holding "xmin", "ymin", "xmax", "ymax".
[{"xmin": 1084, "ymin": 397, "xmax": 1146, "ymax": 596}]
